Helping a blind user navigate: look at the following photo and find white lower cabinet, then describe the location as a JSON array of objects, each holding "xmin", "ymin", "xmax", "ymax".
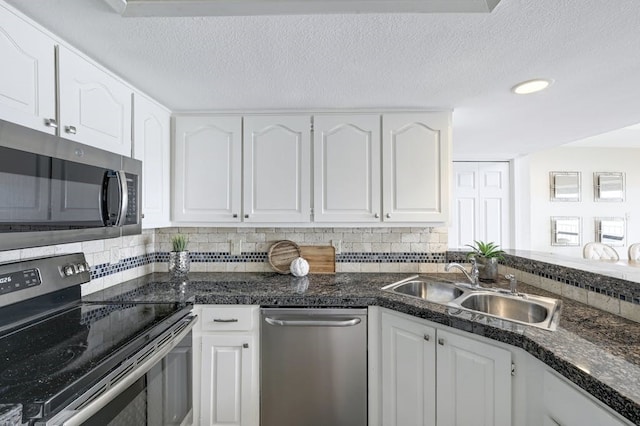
[
  {"xmin": 194, "ymin": 305, "xmax": 259, "ymax": 426},
  {"xmin": 379, "ymin": 308, "xmax": 512, "ymax": 426},
  {"xmin": 381, "ymin": 311, "xmax": 436, "ymax": 426},
  {"xmin": 436, "ymin": 329, "xmax": 512, "ymax": 426},
  {"xmin": 525, "ymin": 357, "xmax": 631, "ymax": 426}
]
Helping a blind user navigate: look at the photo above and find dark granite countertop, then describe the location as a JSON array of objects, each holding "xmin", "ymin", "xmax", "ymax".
[{"xmin": 85, "ymin": 272, "xmax": 640, "ymax": 424}]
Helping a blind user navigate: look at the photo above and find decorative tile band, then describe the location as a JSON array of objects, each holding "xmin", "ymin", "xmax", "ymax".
[
  {"xmin": 90, "ymin": 253, "xmax": 156, "ymax": 280},
  {"xmin": 91, "ymin": 251, "xmax": 448, "ymax": 280},
  {"xmin": 336, "ymin": 252, "xmax": 446, "ymax": 263},
  {"xmin": 88, "ymin": 250, "xmax": 639, "ymax": 306}
]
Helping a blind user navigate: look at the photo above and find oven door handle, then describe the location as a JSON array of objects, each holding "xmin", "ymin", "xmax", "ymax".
[{"xmin": 39, "ymin": 315, "xmax": 198, "ymax": 426}]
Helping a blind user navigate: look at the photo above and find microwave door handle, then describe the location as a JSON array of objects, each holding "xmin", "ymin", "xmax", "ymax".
[
  {"xmin": 100, "ymin": 171, "xmax": 112, "ymax": 226},
  {"xmin": 115, "ymin": 170, "xmax": 129, "ymax": 227}
]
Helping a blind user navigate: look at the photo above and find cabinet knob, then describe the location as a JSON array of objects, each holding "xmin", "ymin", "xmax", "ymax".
[
  {"xmin": 424, "ymin": 334, "xmax": 430, "ymax": 341},
  {"xmin": 438, "ymin": 338, "xmax": 445, "ymax": 346},
  {"xmin": 386, "ymin": 213, "xmax": 391, "ymax": 219},
  {"xmin": 233, "ymin": 214, "xmax": 238, "ymax": 218},
  {"xmin": 44, "ymin": 118, "xmax": 58, "ymax": 129},
  {"xmin": 65, "ymin": 125, "xmax": 77, "ymax": 135},
  {"xmin": 243, "ymin": 343, "xmax": 249, "ymax": 349},
  {"xmin": 244, "ymin": 214, "xmax": 249, "ymax": 219},
  {"xmin": 374, "ymin": 213, "xmax": 380, "ymax": 218}
]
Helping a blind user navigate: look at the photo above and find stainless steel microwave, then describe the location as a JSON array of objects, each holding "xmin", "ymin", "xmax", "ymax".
[{"xmin": 0, "ymin": 119, "xmax": 141, "ymax": 251}]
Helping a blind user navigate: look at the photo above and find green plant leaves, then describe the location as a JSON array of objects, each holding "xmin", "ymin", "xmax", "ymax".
[{"xmin": 465, "ymin": 240, "xmax": 505, "ymax": 260}]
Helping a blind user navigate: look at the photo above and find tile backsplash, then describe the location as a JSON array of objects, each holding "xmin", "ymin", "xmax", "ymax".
[
  {"xmin": 2, "ymin": 227, "xmax": 637, "ymax": 324},
  {"xmin": 154, "ymin": 226, "xmax": 449, "ymax": 273}
]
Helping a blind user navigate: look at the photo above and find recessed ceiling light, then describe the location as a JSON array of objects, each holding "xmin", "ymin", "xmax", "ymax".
[{"xmin": 511, "ymin": 79, "xmax": 552, "ymax": 95}]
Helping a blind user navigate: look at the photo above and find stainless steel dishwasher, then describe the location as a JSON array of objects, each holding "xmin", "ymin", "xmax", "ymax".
[{"xmin": 260, "ymin": 308, "xmax": 368, "ymax": 426}]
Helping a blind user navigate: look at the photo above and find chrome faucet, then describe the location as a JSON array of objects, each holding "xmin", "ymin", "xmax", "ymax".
[
  {"xmin": 505, "ymin": 274, "xmax": 518, "ymax": 294},
  {"xmin": 445, "ymin": 259, "xmax": 480, "ymax": 288}
]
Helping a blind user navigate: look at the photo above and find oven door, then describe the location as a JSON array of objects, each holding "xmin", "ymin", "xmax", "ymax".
[
  {"xmin": 38, "ymin": 318, "xmax": 195, "ymax": 426},
  {"xmin": 77, "ymin": 331, "xmax": 192, "ymax": 426}
]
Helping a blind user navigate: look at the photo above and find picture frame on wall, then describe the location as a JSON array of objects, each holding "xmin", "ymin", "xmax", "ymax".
[
  {"xmin": 551, "ymin": 216, "xmax": 581, "ymax": 246},
  {"xmin": 595, "ymin": 217, "xmax": 626, "ymax": 247},
  {"xmin": 550, "ymin": 172, "xmax": 581, "ymax": 202},
  {"xmin": 594, "ymin": 172, "xmax": 625, "ymax": 202}
]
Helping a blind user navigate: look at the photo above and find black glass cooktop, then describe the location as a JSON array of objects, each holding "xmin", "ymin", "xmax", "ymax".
[{"xmin": 0, "ymin": 302, "xmax": 189, "ymax": 421}]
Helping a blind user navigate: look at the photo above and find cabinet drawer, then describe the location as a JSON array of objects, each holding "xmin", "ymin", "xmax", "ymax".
[{"xmin": 200, "ymin": 306, "xmax": 255, "ymax": 331}]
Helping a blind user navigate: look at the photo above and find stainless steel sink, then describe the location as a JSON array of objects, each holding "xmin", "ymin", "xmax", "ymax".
[
  {"xmin": 382, "ymin": 278, "xmax": 467, "ymax": 303},
  {"xmin": 450, "ymin": 291, "xmax": 562, "ymax": 330},
  {"xmin": 382, "ymin": 275, "xmax": 562, "ymax": 331}
]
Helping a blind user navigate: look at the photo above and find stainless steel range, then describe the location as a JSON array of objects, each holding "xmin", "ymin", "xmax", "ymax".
[{"xmin": 0, "ymin": 253, "xmax": 196, "ymax": 426}]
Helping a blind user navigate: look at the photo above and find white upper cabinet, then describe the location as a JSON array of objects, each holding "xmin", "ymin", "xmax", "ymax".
[
  {"xmin": 313, "ymin": 114, "xmax": 381, "ymax": 222},
  {"xmin": 0, "ymin": 4, "xmax": 56, "ymax": 134},
  {"xmin": 243, "ymin": 116, "xmax": 311, "ymax": 223},
  {"xmin": 58, "ymin": 46, "xmax": 132, "ymax": 156},
  {"xmin": 133, "ymin": 94, "xmax": 171, "ymax": 228},
  {"xmin": 382, "ymin": 112, "xmax": 451, "ymax": 222},
  {"xmin": 173, "ymin": 116, "xmax": 242, "ymax": 223}
]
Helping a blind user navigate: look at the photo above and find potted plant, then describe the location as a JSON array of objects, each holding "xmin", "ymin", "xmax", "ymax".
[
  {"xmin": 168, "ymin": 234, "xmax": 190, "ymax": 278},
  {"xmin": 465, "ymin": 240, "xmax": 505, "ymax": 283}
]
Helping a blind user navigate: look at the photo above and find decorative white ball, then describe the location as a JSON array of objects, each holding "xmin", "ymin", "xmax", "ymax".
[{"xmin": 290, "ymin": 257, "xmax": 310, "ymax": 277}]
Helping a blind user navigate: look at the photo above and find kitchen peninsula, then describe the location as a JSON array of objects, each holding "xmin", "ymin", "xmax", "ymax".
[{"xmin": 86, "ymin": 267, "xmax": 640, "ymax": 425}]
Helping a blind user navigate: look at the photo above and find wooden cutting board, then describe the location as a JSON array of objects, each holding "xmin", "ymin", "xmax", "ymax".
[{"xmin": 299, "ymin": 246, "xmax": 336, "ymax": 274}]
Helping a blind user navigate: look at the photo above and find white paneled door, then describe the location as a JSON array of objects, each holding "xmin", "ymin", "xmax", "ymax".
[
  {"xmin": 58, "ymin": 46, "xmax": 133, "ymax": 156},
  {"xmin": 173, "ymin": 116, "xmax": 242, "ymax": 223},
  {"xmin": 243, "ymin": 116, "xmax": 311, "ymax": 223},
  {"xmin": 313, "ymin": 114, "xmax": 381, "ymax": 222},
  {"xmin": 200, "ymin": 335, "xmax": 255, "ymax": 426},
  {"xmin": 382, "ymin": 113, "xmax": 450, "ymax": 222},
  {"xmin": 450, "ymin": 162, "xmax": 510, "ymax": 249},
  {"xmin": 0, "ymin": 5, "xmax": 56, "ymax": 134},
  {"xmin": 436, "ymin": 329, "xmax": 512, "ymax": 426},
  {"xmin": 133, "ymin": 95, "xmax": 170, "ymax": 228}
]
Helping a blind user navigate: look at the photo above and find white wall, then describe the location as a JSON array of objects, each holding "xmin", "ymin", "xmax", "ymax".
[{"xmin": 524, "ymin": 147, "xmax": 640, "ymax": 259}]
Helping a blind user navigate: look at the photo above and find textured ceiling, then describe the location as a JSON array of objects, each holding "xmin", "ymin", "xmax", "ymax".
[{"xmin": 5, "ymin": 0, "xmax": 640, "ymax": 159}]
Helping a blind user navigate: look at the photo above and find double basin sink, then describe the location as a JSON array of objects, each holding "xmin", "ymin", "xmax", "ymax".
[{"xmin": 381, "ymin": 277, "xmax": 562, "ymax": 331}]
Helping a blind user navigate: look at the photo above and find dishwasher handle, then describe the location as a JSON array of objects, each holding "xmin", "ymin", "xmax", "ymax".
[{"xmin": 264, "ymin": 316, "xmax": 361, "ymax": 327}]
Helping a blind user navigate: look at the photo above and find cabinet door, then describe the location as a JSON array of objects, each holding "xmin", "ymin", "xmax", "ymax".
[
  {"xmin": 542, "ymin": 370, "xmax": 628, "ymax": 426},
  {"xmin": 313, "ymin": 114, "xmax": 381, "ymax": 222},
  {"xmin": 58, "ymin": 46, "xmax": 132, "ymax": 156},
  {"xmin": 436, "ymin": 329, "xmax": 512, "ymax": 426},
  {"xmin": 382, "ymin": 113, "xmax": 451, "ymax": 222},
  {"xmin": 200, "ymin": 334, "xmax": 255, "ymax": 426},
  {"xmin": 0, "ymin": 5, "xmax": 56, "ymax": 134},
  {"xmin": 133, "ymin": 94, "xmax": 170, "ymax": 228},
  {"xmin": 243, "ymin": 115, "xmax": 311, "ymax": 222},
  {"xmin": 381, "ymin": 311, "xmax": 436, "ymax": 426},
  {"xmin": 173, "ymin": 116, "xmax": 242, "ymax": 222}
]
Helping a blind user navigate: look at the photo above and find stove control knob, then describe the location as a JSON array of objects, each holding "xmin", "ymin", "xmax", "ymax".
[
  {"xmin": 63, "ymin": 265, "xmax": 75, "ymax": 277},
  {"xmin": 76, "ymin": 263, "xmax": 85, "ymax": 272}
]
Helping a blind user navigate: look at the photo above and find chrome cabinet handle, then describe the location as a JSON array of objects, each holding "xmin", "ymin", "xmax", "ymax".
[
  {"xmin": 386, "ymin": 213, "xmax": 391, "ymax": 219},
  {"xmin": 438, "ymin": 338, "xmax": 445, "ymax": 346},
  {"xmin": 424, "ymin": 334, "xmax": 430, "ymax": 341},
  {"xmin": 212, "ymin": 318, "xmax": 239, "ymax": 323},
  {"xmin": 65, "ymin": 125, "xmax": 77, "ymax": 134},
  {"xmin": 374, "ymin": 213, "xmax": 380, "ymax": 218},
  {"xmin": 44, "ymin": 118, "xmax": 58, "ymax": 128}
]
